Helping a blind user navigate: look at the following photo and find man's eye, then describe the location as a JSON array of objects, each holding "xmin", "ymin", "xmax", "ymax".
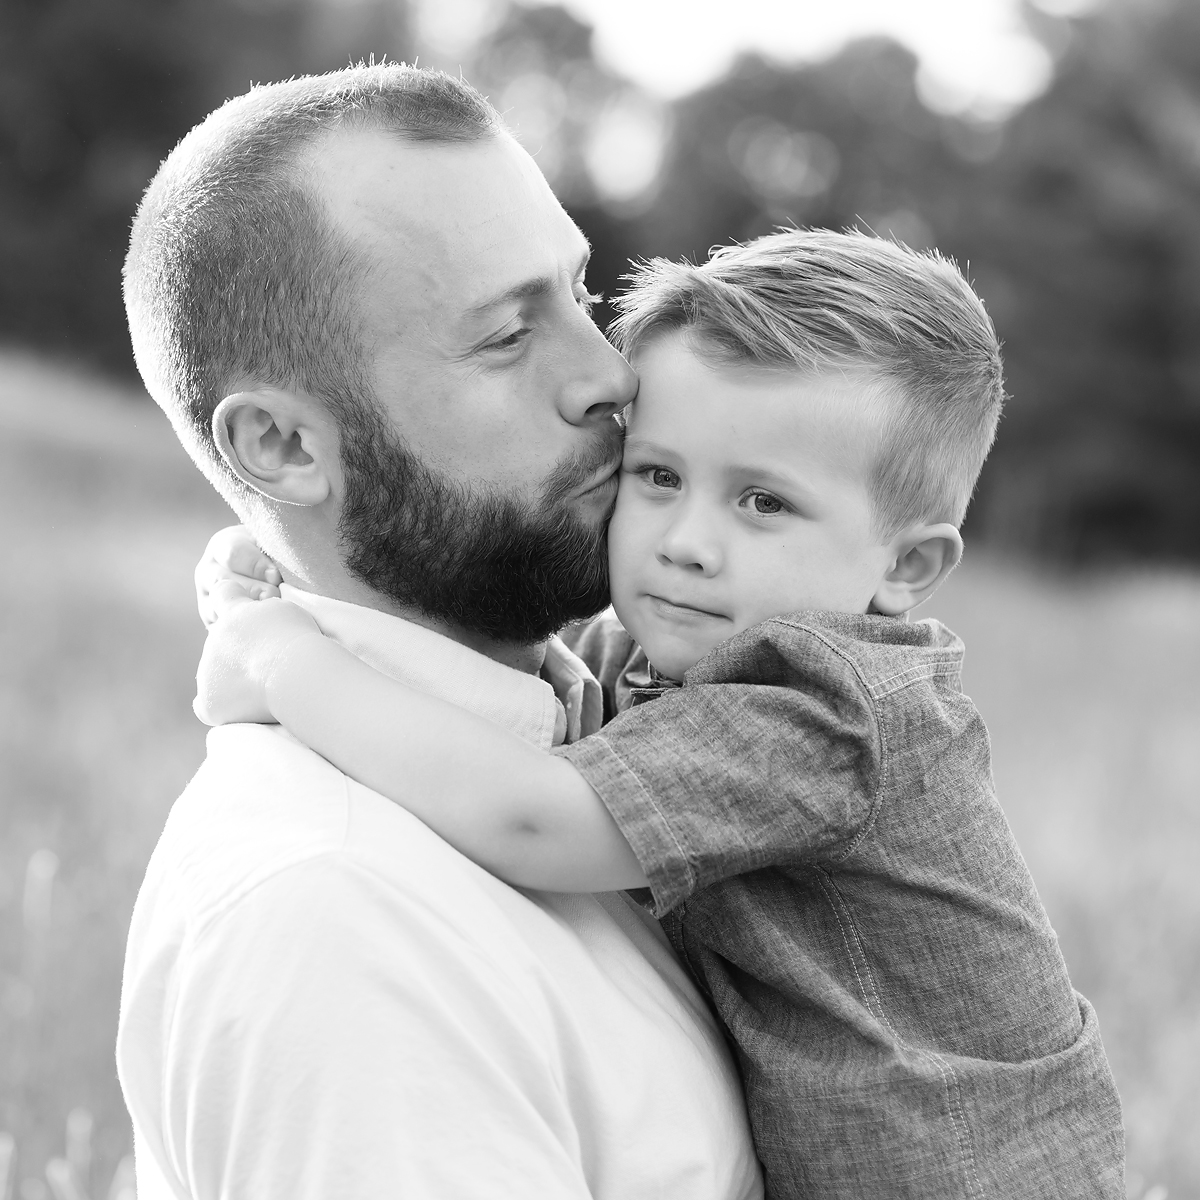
[
  {"xmin": 746, "ymin": 491, "xmax": 785, "ymax": 515},
  {"xmin": 648, "ymin": 467, "xmax": 680, "ymax": 489},
  {"xmin": 483, "ymin": 327, "xmax": 531, "ymax": 352}
]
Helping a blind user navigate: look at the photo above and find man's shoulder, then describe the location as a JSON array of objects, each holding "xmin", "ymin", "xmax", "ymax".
[
  {"xmin": 144, "ymin": 725, "xmax": 349, "ymax": 928},
  {"xmin": 140, "ymin": 724, "xmax": 487, "ymax": 943}
]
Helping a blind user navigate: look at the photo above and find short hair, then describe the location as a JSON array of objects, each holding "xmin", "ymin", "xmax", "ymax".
[
  {"xmin": 124, "ymin": 64, "xmax": 503, "ymax": 510},
  {"xmin": 608, "ymin": 229, "xmax": 1005, "ymax": 536}
]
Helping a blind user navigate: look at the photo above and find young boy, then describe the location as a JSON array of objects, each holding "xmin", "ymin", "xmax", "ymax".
[{"xmin": 196, "ymin": 230, "xmax": 1125, "ymax": 1197}]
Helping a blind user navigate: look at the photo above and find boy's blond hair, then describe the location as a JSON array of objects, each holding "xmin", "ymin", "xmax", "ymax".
[{"xmin": 609, "ymin": 229, "xmax": 1005, "ymax": 537}]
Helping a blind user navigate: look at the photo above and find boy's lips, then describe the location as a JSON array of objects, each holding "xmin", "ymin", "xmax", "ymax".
[{"xmin": 645, "ymin": 594, "xmax": 729, "ymax": 622}]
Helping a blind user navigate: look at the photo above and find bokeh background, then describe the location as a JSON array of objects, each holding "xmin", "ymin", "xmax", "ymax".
[{"xmin": 1, "ymin": 0, "xmax": 1198, "ymax": 1196}]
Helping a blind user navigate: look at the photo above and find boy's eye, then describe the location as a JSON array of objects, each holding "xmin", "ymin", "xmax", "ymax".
[
  {"xmin": 649, "ymin": 467, "xmax": 681, "ymax": 489},
  {"xmin": 745, "ymin": 490, "xmax": 785, "ymax": 515}
]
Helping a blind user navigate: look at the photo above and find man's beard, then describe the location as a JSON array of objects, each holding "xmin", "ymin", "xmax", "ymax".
[{"xmin": 336, "ymin": 411, "xmax": 618, "ymax": 645}]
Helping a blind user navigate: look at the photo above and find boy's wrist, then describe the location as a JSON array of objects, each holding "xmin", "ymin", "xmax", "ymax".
[{"xmin": 259, "ymin": 630, "xmax": 334, "ymax": 722}]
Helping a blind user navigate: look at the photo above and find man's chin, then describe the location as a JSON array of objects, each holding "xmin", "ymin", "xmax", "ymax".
[{"xmin": 338, "ymin": 422, "xmax": 614, "ymax": 645}]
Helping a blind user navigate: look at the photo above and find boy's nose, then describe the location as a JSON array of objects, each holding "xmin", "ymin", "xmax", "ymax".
[{"xmin": 656, "ymin": 511, "xmax": 723, "ymax": 576}]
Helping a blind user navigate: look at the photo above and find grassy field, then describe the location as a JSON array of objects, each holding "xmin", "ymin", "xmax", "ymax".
[{"xmin": 0, "ymin": 350, "xmax": 1196, "ymax": 1198}]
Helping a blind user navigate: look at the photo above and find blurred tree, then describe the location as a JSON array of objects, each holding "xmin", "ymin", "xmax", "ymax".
[
  {"xmin": 959, "ymin": 0, "xmax": 1200, "ymax": 561},
  {"xmin": 631, "ymin": 39, "xmax": 977, "ymax": 265},
  {"xmin": 0, "ymin": 0, "xmax": 411, "ymax": 371},
  {"xmin": 4, "ymin": 0, "xmax": 1199, "ymax": 560},
  {"xmin": 457, "ymin": 2, "xmax": 664, "ymax": 329}
]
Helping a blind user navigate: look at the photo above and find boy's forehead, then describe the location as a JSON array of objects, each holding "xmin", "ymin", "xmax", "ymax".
[{"xmin": 629, "ymin": 328, "xmax": 893, "ymax": 451}]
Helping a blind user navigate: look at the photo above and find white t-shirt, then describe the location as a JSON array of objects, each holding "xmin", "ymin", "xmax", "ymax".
[{"xmin": 117, "ymin": 591, "xmax": 763, "ymax": 1200}]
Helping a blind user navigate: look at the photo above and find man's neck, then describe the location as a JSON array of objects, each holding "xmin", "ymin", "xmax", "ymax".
[{"xmin": 279, "ymin": 566, "xmax": 548, "ymax": 676}]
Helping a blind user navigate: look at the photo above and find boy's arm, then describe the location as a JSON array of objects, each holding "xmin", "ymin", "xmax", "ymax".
[
  {"xmin": 559, "ymin": 620, "xmax": 883, "ymax": 916},
  {"xmin": 196, "ymin": 593, "xmax": 648, "ymax": 892}
]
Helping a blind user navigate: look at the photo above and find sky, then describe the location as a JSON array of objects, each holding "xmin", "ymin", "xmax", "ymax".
[{"xmin": 416, "ymin": 0, "xmax": 1100, "ymax": 119}]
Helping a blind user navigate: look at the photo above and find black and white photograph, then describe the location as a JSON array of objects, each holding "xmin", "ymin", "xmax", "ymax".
[{"xmin": 0, "ymin": 0, "xmax": 1196, "ymax": 1196}]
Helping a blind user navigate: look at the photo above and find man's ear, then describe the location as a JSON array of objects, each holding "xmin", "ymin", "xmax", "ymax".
[
  {"xmin": 872, "ymin": 523, "xmax": 963, "ymax": 616},
  {"xmin": 212, "ymin": 389, "xmax": 335, "ymax": 507}
]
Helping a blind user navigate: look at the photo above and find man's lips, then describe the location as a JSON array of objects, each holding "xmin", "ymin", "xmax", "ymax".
[
  {"xmin": 545, "ymin": 430, "xmax": 625, "ymax": 506},
  {"xmin": 568, "ymin": 459, "xmax": 622, "ymax": 501},
  {"xmin": 645, "ymin": 594, "xmax": 728, "ymax": 621}
]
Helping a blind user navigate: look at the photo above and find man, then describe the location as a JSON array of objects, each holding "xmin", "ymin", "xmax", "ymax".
[{"xmin": 117, "ymin": 64, "xmax": 764, "ymax": 1199}]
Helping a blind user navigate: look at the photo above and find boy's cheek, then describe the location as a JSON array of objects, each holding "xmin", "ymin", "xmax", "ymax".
[
  {"xmin": 606, "ymin": 496, "xmax": 644, "ymax": 579},
  {"xmin": 606, "ymin": 546, "xmax": 650, "ymax": 646},
  {"xmin": 606, "ymin": 556, "xmax": 640, "ymax": 635}
]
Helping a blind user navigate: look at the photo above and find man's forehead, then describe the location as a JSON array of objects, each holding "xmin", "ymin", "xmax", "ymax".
[{"xmin": 303, "ymin": 126, "xmax": 585, "ymax": 309}]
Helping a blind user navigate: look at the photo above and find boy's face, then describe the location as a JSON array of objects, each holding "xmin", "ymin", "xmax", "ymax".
[{"xmin": 608, "ymin": 330, "xmax": 898, "ymax": 680}]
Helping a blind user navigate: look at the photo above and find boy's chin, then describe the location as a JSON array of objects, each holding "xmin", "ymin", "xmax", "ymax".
[
  {"xmin": 613, "ymin": 598, "xmax": 711, "ymax": 680},
  {"xmin": 637, "ymin": 636, "xmax": 704, "ymax": 684}
]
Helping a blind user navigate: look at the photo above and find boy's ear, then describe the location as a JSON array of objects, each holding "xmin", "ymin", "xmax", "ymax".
[
  {"xmin": 212, "ymin": 389, "xmax": 336, "ymax": 507},
  {"xmin": 872, "ymin": 523, "xmax": 963, "ymax": 616}
]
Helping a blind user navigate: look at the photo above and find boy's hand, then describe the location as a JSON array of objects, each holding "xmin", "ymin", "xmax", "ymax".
[
  {"xmin": 195, "ymin": 524, "xmax": 283, "ymax": 628},
  {"xmin": 194, "ymin": 588, "xmax": 323, "ymax": 727}
]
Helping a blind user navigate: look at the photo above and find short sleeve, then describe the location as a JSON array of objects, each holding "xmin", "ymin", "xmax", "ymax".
[{"xmin": 558, "ymin": 619, "xmax": 881, "ymax": 915}]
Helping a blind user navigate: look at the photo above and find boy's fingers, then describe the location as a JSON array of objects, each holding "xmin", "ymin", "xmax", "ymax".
[
  {"xmin": 223, "ymin": 532, "xmax": 281, "ymax": 584},
  {"xmin": 209, "ymin": 578, "xmax": 258, "ymax": 616},
  {"xmin": 205, "ymin": 524, "xmax": 282, "ymax": 584},
  {"xmin": 202, "ymin": 560, "xmax": 280, "ymax": 591},
  {"xmin": 231, "ymin": 543, "xmax": 282, "ymax": 584}
]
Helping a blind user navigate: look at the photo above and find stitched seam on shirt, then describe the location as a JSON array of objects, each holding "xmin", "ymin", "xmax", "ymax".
[
  {"xmin": 771, "ymin": 622, "xmax": 983, "ymax": 1194},
  {"xmin": 764, "ymin": 618, "xmax": 886, "ymax": 857},
  {"xmin": 769, "ymin": 616, "xmax": 962, "ymax": 703},
  {"xmin": 925, "ymin": 1051, "xmax": 985, "ymax": 1200},
  {"xmin": 593, "ymin": 733, "xmax": 697, "ymax": 908},
  {"xmin": 871, "ymin": 657, "xmax": 963, "ymax": 698},
  {"xmin": 830, "ymin": 680, "xmax": 887, "ymax": 865},
  {"xmin": 812, "ymin": 868, "xmax": 891, "ymax": 1029},
  {"xmin": 814, "ymin": 868, "xmax": 983, "ymax": 1198}
]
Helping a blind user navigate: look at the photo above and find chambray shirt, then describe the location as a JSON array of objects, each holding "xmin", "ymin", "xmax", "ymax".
[{"xmin": 561, "ymin": 610, "xmax": 1125, "ymax": 1200}]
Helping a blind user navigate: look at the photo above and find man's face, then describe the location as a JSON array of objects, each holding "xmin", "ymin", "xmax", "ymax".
[{"xmin": 308, "ymin": 129, "xmax": 636, "ymax": 642}]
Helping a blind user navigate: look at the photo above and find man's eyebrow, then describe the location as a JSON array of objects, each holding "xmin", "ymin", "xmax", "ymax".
[{"xmin": 464, "ymin": 244, "xmax": 591, "ymax": 318}]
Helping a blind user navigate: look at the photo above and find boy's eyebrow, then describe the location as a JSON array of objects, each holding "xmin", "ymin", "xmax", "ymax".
[
  {"xmin": 464, "ymin": 244, "xmax": 592, "ymax": 318},
  {"xmin": 725, "ymin": 463, "xmax": 816, "ymax": 497},
  {"xmin": 621, "ymin": 437, "xmax": 675, "ymax": 459},
  {"xmin": 623, "ymin": 441, "xmax": 820, "ymax": 502}
]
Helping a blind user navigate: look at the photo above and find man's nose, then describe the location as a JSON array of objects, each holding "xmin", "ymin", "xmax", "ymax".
[
  {"xmin": 656, "ymin": 505, "xmax": 723, "ymax": 576},
  {"xmin": 558, "ymin": 316, "xmax": 638, "ymax": 425}
]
